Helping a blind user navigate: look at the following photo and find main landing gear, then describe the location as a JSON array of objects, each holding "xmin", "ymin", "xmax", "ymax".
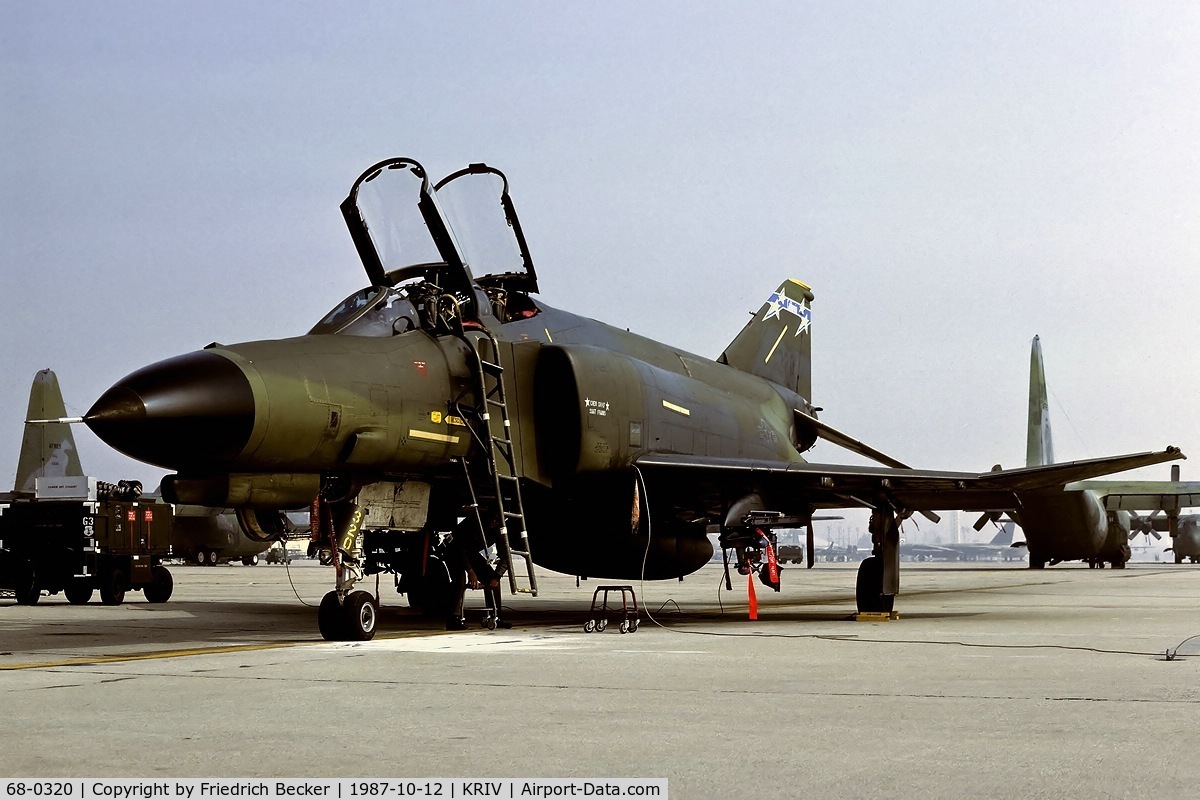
[{"xmin": 855, "ymin": 509, "xmax": 901, "ymax": 614}]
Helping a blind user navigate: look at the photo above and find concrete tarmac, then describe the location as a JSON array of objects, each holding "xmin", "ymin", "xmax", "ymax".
[{"xmin": 2, "ymin": 560, "xmax": 1199, "ymax": 798}]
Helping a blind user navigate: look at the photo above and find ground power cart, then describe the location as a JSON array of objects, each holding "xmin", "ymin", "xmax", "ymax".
[{"xmin": 0, "ymin": 477, "xmax": 176, "ymax": 605}]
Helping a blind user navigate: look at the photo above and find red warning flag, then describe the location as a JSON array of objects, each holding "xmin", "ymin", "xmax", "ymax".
[{"xmin": 765, "ymin": 539, "xmax": 779, "ymax": 587}]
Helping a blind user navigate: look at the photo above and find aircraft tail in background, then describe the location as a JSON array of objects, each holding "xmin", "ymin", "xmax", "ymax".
[
  {"xmin": 990, "ymin": 521, "xmax": 1018, "ymax": 547},
  {"xmin": 1026, "ymin": 335, "xmax": 1054, "ymax": 468},
  {"xmin": 14, "ymin": 369, "xmax": 84, "ymax": 494},
  {"xmin": 719, "ymin": 279, "xmax": 814, "ymax": 402}
]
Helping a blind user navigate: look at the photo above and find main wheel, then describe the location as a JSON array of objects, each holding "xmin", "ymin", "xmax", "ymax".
[
  {"xmin": 143, "ymin": 566, "xmax": 173, "ymax": 603},
  {"xmin": 855, "ymin": 556, "xmax": 894, "ymax": 613},
  {"xmin": 100, "ymin": 570, "xmax": 126, "ymax": 606},
  {"xmin": 414, "ymin": 554, "xmax": 454, "ymax": 619},
  {"xmin": 206, "ymin": 549, "xmax": 220, "ymax": 566},
  {"xmin": 241, "ymin": 555, "xmax": 259, "ymax": 567},
  {"xmin": 13, "ymin": 560, "xmax": 39, "ymax": 605},
  {"xmin": 343, "ymin": 591, "xmax": 378, "ymax": 641},
  {"xmin": 318, "ymin": 591, "xmax": 346, "ymax": 641},
  {"xmin": 65, "ymin": 581, "xmax": 93, "ymax": 605}
]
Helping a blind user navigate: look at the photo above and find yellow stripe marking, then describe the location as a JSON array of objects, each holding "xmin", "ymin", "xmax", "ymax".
[
  {"xmin": 545, "ymin": 328, "xmax": 553, "ymax": 342},
  {"xmin": 409, "ymin": 429, "xmax": 460, "ymax": 444},
  {"xmin": 0, "ymin": 629, "xmax": 456, "ymax": 671},
  {"xmin": 765, "ymin": 326, "xmax": 788, "ymax": 363},
  {"xmin": 662, "ymin": 400, "xmax": 691, "ymax": 416}
]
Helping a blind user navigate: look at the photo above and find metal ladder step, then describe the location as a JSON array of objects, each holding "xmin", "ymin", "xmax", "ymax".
[{"xmin": 451, "ymin": 326, "xmax": 538, "ymax": 598}]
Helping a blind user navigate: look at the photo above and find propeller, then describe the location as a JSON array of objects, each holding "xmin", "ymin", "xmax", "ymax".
[
  {"xmin": 974, "ymin": 510, "xmax": 1003, "ymax": 531},
  {"xmin": 1128, "ymin": 511, "xmax": 1164, "ymax": 541},
  {"xmin": 972, "ymin": 465, "xmax": 1006, "ymax": 530}
]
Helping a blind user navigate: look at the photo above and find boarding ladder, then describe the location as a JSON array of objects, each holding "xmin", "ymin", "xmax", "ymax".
[{"xmin": 441, "ymin": 296, "xmax": 537, "ymax": 597}]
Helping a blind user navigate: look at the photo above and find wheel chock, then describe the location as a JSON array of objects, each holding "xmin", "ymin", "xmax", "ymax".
[{"xmin": 854, "ymin": 611, "xmax": 900, "ymax": 622}]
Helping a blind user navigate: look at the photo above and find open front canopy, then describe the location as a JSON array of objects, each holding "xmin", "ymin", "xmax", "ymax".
[{"xmin": 341, "ymin": 158, "xmax": 538, "ymax": 295}]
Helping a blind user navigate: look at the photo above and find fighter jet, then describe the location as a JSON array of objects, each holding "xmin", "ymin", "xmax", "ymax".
[
  {"xmin": 79, "ymin": 157, "xmax": 1184, "ymax": 639},
  {"xmin": 973, "ymin": 336, "xmax": 1200, "ymax": 568}
]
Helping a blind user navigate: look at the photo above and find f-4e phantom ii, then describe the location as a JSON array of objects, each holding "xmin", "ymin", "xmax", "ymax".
[{"xmin": 79, "ymin": 157, "xmax": 1184, "ymax": 640}]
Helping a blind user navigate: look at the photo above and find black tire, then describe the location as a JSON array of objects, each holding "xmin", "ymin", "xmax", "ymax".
[
  {"xmin": 1029, "ymin": 556, "xmax": 1046, "ymax": 569},
  {"xmin": 1175, "ymin": 552, "xmax": 1184, "ymax": 564},
  {"xmin": 318, "ymin": 591, "xmax": 346, "ymax": 641},
  {"xmin": 855, "ymin": 556, "xmax": 894, "ymax": 613},
  {"xmin": 206, "ymin": 550, "xmax": 220, "ymax": 566},
  {"xmin": 14, "ymin": 560, "xmax": 39, "ymax": 606},
  {"xmin": 344, "ymin": 591, "xmax": 377, "ymax": 641},
  {"xmin": 65, "ymin": 582, "xmax": 93, "ymax": 605},
  {"xmin": 144, "ymin": 566, "xmax": 173, "ymax": 603},
  {"xmin": 194, "ymin": 549, "xmax": 207, "ymax": 566},
  {"xmin": 241, "ymin": 555, "xmax": 259, "ymax": 567},
  {"xmin": 415, "ymin": 554, "xmax": 454, "ymax": 619},
  {"xmin": 100, "ymin": 570, "xmax": 126, "ymax": 606}
]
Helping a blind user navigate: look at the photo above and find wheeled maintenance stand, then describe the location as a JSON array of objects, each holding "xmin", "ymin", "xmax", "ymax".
[{"xmin": 583, "ymin": 585, "xmax": 640, "ymax": 633}]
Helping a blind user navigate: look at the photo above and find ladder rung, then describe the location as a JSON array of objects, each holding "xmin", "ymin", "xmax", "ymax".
[
  {"xmin": 503, "ymin": 511, "xmax": 524, "ymax": 520},
  {"xmin": 497, "ymin": 473, "xmax": 519, "ymax": 482}
]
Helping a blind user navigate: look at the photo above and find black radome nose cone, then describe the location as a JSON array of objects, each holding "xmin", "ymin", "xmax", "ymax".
[{"xmin": 86, "ymin": 351, "xmax": 255, "ymax": 470}]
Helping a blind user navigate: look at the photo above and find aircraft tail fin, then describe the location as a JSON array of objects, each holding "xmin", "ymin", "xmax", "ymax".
[
  {"xmin": 990, "ymin": 522, "xmax": 1015, "ymax": 546},
  {"xmin": 719, "ymin": 279, "xmax": 814, "ymax": 401},
  {"xmin": 14, "ymin": 369, "xmax": 84, "ymax": 493},
  {"xmin": 1026, "ymin": 335, "xmax": 1054, "ymax": 467}
]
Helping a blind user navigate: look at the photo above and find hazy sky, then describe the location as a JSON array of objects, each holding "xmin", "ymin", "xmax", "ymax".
[{"xmin": 3, "ymin": 2, "xmax": 1198, "ymax": 509}]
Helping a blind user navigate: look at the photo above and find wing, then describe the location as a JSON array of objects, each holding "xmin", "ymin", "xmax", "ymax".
[
  {"xmin": 634, "ymin": 448, "xmax": 1184, "ymax": 522},
  {"xmin": 1067, "ymin": 480, "xmax": 1200, "ymax": 513}
]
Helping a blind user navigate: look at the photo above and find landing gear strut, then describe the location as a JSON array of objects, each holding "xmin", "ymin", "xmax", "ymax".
[{"xmin": 314, "ymin": 497, "xmax": 378, "ymax": 642}]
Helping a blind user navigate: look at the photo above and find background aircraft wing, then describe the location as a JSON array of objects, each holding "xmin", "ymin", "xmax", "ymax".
[
  {"xmin": 1064, "ymin": 481, "xmax": 1200, "ymax": 512},
  {"xmin": 634, "ymin": 448, "xmax": 1184, "ymax": 519}
]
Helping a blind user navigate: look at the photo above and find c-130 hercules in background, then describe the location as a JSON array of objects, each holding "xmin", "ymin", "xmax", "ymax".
[
  {"xmin": 79, "ymin": 158, "xmax": 1184, "ymax": 640},
  {"xmin": 971, "ymin": 335, "xmax": 1200, "ymax": 569}
]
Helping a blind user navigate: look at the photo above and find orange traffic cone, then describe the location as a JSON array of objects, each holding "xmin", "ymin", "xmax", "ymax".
[{"xmin": 747, "ymin": 569, "xmax": 758, "ymax": 620}]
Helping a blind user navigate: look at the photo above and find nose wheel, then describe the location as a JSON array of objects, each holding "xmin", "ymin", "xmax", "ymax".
[{"xmin": 318, "ymin": 590, "xmax": 378, "ymax": 641}]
